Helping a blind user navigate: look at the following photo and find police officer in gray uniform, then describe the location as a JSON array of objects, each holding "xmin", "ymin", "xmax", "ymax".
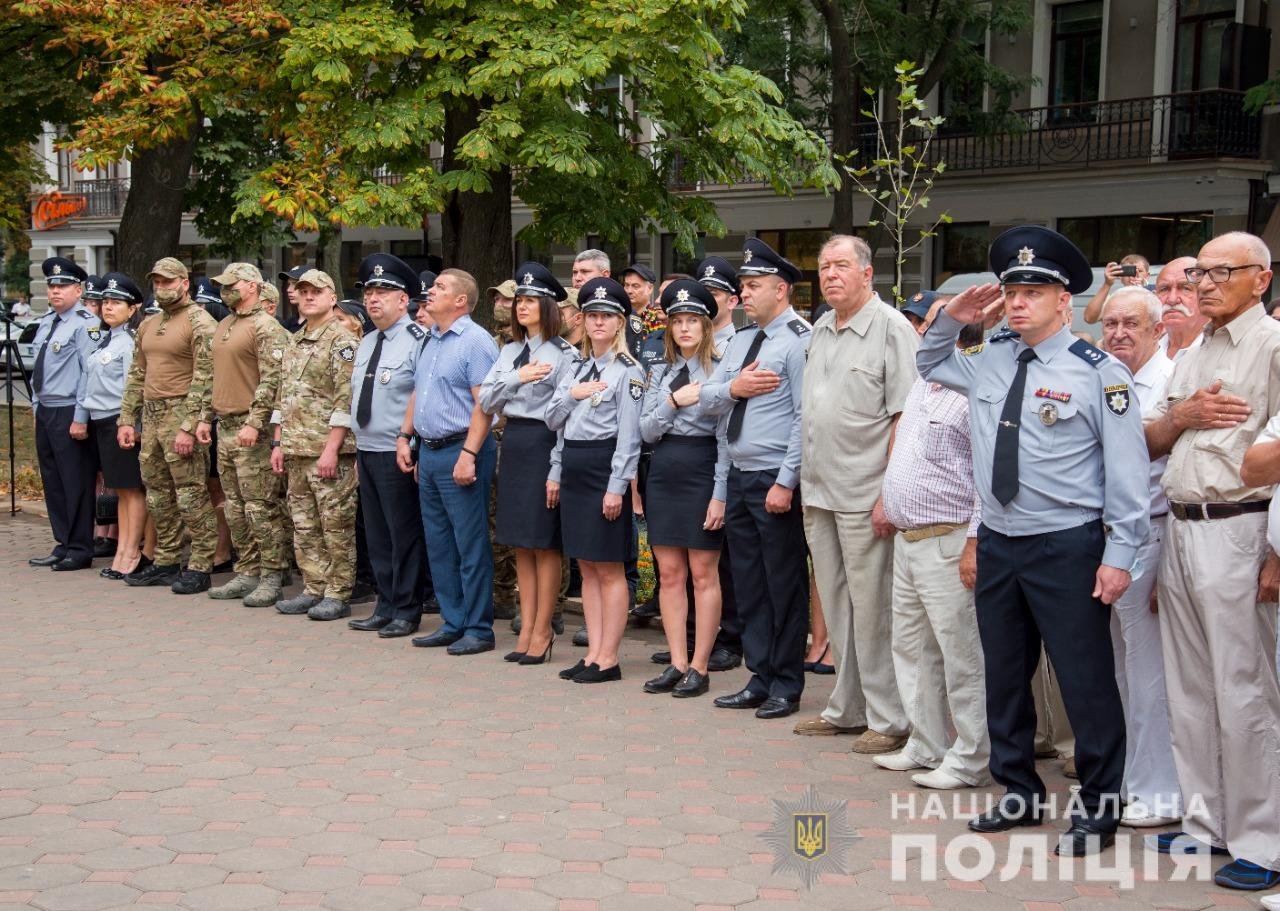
[
  {"xmin": 917, "ymin": 225, "xmax": 1149, "ymax": 856},
  {"xmin": 699, "ymin": 238, "xmax": 811, "ymax": 719},
  {"xmin": 28, "ymin": 257, "xmax": 100, "ymax": 571},
  {"xmin": 346, "ymin": 253, "xmax": 432, "ymax": 638}
]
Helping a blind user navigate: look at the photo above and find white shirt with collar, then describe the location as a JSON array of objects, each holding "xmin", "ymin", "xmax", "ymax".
[{"xmin": 1133, "ymin": 348, "xmax": 1174, "ymax": 515}]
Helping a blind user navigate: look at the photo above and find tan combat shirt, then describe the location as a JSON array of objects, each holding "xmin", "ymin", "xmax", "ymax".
[
  {"xmin": 211, "ymin": 305, "xmax": 288, "ymax": 429},
  {"xmin": 118, "ymin": 300, "xmax": 217, "ymax": 433}
]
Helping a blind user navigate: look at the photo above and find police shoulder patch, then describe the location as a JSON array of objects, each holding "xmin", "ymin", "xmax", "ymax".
[
  {"xmin": 338, "ymin": 344, "xmax": 356, "ymax": 362},
  {"xmin": 124, "ymin": 326, "xmax": 136, "ymax": 338},
  {"xmin": 1103, "ymin": 383, "xmax": 1131, "ymax": 416},
  {"xmin": 552, "ymin": 336, "xmax": 574, "ymax": 353},
  {"xmin": 628, "ymin": 377, "xmax": 646, "ymax": 401},
  {"xmin": 618, "ymin": 350, "xmax": 639, "ymax": 368},
  {"xmin": 406, "ymin": 323, "xmax": 425, "ymax": 340},
  {"xmin": 988, "ymin": 329, "xmax": 1019, "ymax": 343},
  {"xmin": 86, "ymin": 327, "xmax": 101, "ymax": 341},
  {"xmin": 77, "ymin": 309, "xmax": 94, "ymax": 319},
  {"xmin": 1068, "ymin": 338, "xmax": 1107, "ymax": 368},
  {"xmin": 788, "ymin": 318, "xmax": 811, "ymax": 336},
  {"xmin": 736, "ymin": 322, "xmax": 758, "ymax": 333}
]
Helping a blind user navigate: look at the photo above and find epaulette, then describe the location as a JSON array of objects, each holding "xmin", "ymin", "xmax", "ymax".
[
  {"xmin": 551, "ymin": 336, "xmax": 574, "ymax": 353},
  {"xmin": 77, "ymin": 309, "xmax": 94, "ymax": 319},
  {"xmin": 1068, "ymin": 338, "xmax": 1108, "ymax": 368},
  {"xmin": 618, "ymin": 350, "xmax": 639, "ymax": 368},
  {"xmin": 124, "ymin": 326, "xmax": 136, "ymax": 338},
  {"xmin": 406, "ymin": 323, "xmax": 425, "ymax": 340},
  {"xmin": 736, "ymin": 322, "xmax": 758, "ymax": 333},
  {"xmin": 788, "ymin": 318, "xmax": 811, "ymax": 337},
  {"xmin": 988, "ymin": 329, "xmax": 1019, "ymax": 343}
]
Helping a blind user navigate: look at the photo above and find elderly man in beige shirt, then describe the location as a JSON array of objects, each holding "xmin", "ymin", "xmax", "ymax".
[
  {"xmin": 793, "ymin": 235, "xmax": 917, "ymax": 753},
  {"xmin": 1144, "ymin": 231, "xmax": 1280, "ymax": 891}
]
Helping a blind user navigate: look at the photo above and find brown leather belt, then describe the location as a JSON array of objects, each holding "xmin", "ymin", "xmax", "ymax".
[
  {"xmin": 1168, "ymin": 499, "xmax": 1271, "ymax": 521},
  {"xmin": 899, "ymin": 522, "xmax": 967, "ymax": 542}
]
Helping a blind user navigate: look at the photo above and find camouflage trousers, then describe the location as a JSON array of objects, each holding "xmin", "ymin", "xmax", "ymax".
[
  {"xmin": 285, "ymin": 453, "xmax": 356, "ymax": 600},
  {"xmin": 217, "ymin": 413, "xmax": 288, "ymax": 575},
  {"xmin": 140, "ymin": 398, "xmax": 217, "ymax": 572},
  {"xmin": 489, "ymin": 481, "xmax": 516, "ymax": 605}
]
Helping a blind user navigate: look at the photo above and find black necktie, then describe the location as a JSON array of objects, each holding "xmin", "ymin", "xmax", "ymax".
[
  {"xmin": 513, "ymin": 343, "xmax": 531, "ymax": 369},
  {"xmin": 727, "ymin": 330, "xmax": 767, "ymax": 443},
  {"xmin": 668, "ymin": 363, "xmax": 691, "ymax": 393},
  {"xmin": 581, "ymin": 362, "xmax": 601, "ymax": 382},
  {"xmin": 356, "ymin": 331, "xmax": 385, "ymax": 428},
  {"xmin": 991, "ymin": 347, "xmax": 1038, "ymax": 506},
  {"xmin": 97, "ymin": 329, "xmax": 112, "ymax": 351},
  {"xmin": 32, "ymin": 314, "xmax": 61, "ymax": 394}
]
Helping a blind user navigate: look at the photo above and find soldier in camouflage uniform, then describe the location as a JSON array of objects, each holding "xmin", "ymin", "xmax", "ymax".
[
  {"xmin": 486, "ymin": 278, "xmax": 519, "ymax": 618},
  {"xmin": 118, "ymin": 257, "xmax": 220, "ymax": 595},
  {"xmin": 269, "ymin": 269, "xmax": 360, "ymax": 621},
  {"xmin": 196, "ymin": 263, "xmax": 290, "ymax": 607}
]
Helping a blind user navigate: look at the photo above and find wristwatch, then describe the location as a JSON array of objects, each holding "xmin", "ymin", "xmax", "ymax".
[
  {"xmin": 396, "ymin": 431, "xmax": 414, "ymax": 442},
  {"xmin": 269, "ymin": 440, "xmax": 280, "ymax": 449}
]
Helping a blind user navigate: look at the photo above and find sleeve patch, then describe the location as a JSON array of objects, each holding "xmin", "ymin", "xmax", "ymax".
[
  {"xmin": 338, "ymin": 344, "xmax": 356, "ymax": 362},
  {"xmin": 628, "ymin": 378, "xmax": 646, "ymax": 401},
  {"xmin": 1104, "ymin": 383, "xmax": 1131, "ymax": 416}
]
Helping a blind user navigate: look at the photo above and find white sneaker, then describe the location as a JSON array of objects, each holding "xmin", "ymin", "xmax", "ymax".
[
  {"xmin": 911, "ymin": 769, "xmax": 974, "ymax": 790},
  {"xmin": 1120, "ymin": 801, "xmax": 1181, "ymax": 828},
  {"xmin": 1259, "ymin": 892, "xmax": 1280, "ymax": 911},
  {"xmin": 873, "ymin": 751, "xmax": 926, "ymax": 772}
]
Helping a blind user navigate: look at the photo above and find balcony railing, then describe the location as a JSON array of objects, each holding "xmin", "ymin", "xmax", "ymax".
[
  {"xmin": 73, "ymin": 178, "xmax": 131, "ymax": 216},
  {"xmin": 855, "ymin": 90, "xmax": 1262, "ymax": 175}
]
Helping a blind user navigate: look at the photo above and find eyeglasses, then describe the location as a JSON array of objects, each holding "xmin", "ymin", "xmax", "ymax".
[{"xmin": 1184, "ymin": 264, "xmax": 1264, "ymax": 284}]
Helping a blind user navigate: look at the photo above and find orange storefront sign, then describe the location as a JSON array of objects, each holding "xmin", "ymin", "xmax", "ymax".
[{"xmin": 32, "ymin": 191, "xmax": 88, "ymax": 230}]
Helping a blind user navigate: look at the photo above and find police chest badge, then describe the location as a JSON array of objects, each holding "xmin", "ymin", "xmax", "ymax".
[
  {"xmin": 1105, "ymin": 383, "xmax": 1130, "ymax": 416},
  {"xmin": 1038, "ymin": 402, "xmax": 1058, "ymax": 426},
  {"xmin": 628, "ymin": 315, "xmax": 643, "ymax": 335},
  {"xmin": 338, "ymin": 345, "xmax": 356, "ymax": 362},
  {"xmin": 99, "ymin": 351, "xmax": 114, "ymax": 365},
  {"xmin": 51, "ymin": 341, "xmax": 62, "ymax": 353},
  {"xmin": 628, "ymin": 378, "xmax": 645, "ymax": 402},
  {"xmin": 379, "ymin": 368, "xmax": 391, "ymax": 385}
]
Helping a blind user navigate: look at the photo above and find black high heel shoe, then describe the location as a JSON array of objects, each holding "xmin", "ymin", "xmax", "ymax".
[
  {"xmin": 518, "ymin": 637, "xmax": 554, "ymax": 665},
  {"xmin": 809, "ymin": 643, "xmax": 834, "ymax": 675},
  {"xmin": 503, "ymin": 650, "xmax": 527, "ymax": 662}
]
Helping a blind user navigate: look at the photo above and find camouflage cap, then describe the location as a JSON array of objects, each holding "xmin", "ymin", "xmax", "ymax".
[
  {"xmin": 295, "ymin": 269, "xmax": 336, "ymax": 291},
  {"xmin": 260, "ymin": 283, "xmax": 280, "ymax": 305},
  {"xmin": 487, "ymin": 279, "xmax": 518, "ymax": 299},
  {"xmin": 211, "ymin": 262, "xmax": 264, "ymax": 286},
  {"xmin": 147, "ymin": 257, "xmax": 189, "ymax": 280},
  {"xmin": 561, "ymin": 287, "xmax": 580, "ymax": 309}
]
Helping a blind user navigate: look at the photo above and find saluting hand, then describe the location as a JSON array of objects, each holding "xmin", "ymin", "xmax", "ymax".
[
  {"xmin": 571, "ymin": 380, "xmax": 607, "ymax": 401},
  {"xmin": 943, "ymin": 283, "xmax": 1004, "ymax": 326},
  {"xmin": 671, "ymin": 381, "xmax": 701, "ymax": 408},
  {"xmin": 1092, "ymin": 565, "xmax": 1131, "ymax": 605},
  {"xmin": 729, "ymin": 362, "xmax": 779, "ymax": 400},
  {"xmin": 518, "ymin": 361, "xmax": 553, "ymax": 384},
  {"xmin": 1173, "ymin": 380, "xmax": 1251, "ymax": 431}
]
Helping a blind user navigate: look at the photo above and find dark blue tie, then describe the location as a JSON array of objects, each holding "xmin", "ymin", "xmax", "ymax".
[
  {"xmin": 991, "ymin": 347, "xmax": 1038, "ymax": 506},
  {"xmin": 32, "ymin": 314, "xmax": 61, "ymax": 394}
]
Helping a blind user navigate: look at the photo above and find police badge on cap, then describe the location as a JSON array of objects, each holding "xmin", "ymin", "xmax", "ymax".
[
  {"xmin": 357, "ymin": 253, "xmax": 418, "ymax": 292},
  {"xmin": 659, "ymin": 278, "xmax": 718, "ymax": 321},
  {"xmin": 577, "ymin": 277, "xmax": 630, "ymax": 317},
  {"xmin": 989, "ymin": 225, "xmax": 1092, "ymax": 295},
  {"xmin": 738, "ymin": 238, "xmax": 803, "ymax": 285},
  {"xmin": 42, "ymin": 256, "xmax": 88, "ymax": 286},
  {"xmin": 513, "ymin": 262, "xmax": 567, "ymax": 302},
  {"xmin": 696, "ymin": 256, "xmax": 739, "ymax": 295}
]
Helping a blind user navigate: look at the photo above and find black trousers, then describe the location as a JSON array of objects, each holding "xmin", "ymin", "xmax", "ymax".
[
  {"xmin": 725, "ymin": 468, "xmax": 808, "ymax": 702},
  {"xmin": 35, "ymin": 404, "xmax": 95, "ymax": 563},
  {"xmin": 357, "ymin": 450, "xmax": 428, "ymax": 623},
  {"xmin": 976, "ymin": 520, "xmax": 1126, "ymax": 829}
]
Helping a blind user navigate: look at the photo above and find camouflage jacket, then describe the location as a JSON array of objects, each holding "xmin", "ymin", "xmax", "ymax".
[
  {"xmin": 272, "ymin": 314, "xmax": 359, "ymax": 457},
  {"xmin": 118, "ymin": 299, "xmax": 217, "ymax": 433}
]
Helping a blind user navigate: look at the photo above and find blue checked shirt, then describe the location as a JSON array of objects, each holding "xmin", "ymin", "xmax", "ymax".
[{"xmin": 412, "ymin": 315, "xmax": 498, "ymax": 440}]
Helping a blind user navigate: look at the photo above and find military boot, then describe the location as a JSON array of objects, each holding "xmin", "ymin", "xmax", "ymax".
[
  {"xmin": 207, "ymin": 574, "xmax": 259, "ymax": 600},
  {"xmin": 277, "ymin": 592, "xmax": 321, "ymax": 615},
  {"xmin": 242, "ymin": 573, "xmax": 283, "ymax": 608},
  {"xmin": 308, "ymin": 598, "xmax": 350, "ymax": 621}
]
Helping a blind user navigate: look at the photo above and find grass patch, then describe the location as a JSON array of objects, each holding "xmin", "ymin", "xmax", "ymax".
[{"xmin": 0, "ymin": 403, "xmax": 41, "ymax": 498}]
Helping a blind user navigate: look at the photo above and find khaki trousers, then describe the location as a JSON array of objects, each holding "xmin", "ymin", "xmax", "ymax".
[
  {"xmin": 1158, "ymin": 512, "xmax": 1280, "ymax": 869},
  {"xmin": 804, "ymin": 507, "xmax": 907, "ymax": 735}
]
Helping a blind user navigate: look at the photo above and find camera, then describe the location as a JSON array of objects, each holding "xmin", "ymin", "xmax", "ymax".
[{"xmin": 1119, "ymin": 264, "xmax": 1138, "ymax": 278}]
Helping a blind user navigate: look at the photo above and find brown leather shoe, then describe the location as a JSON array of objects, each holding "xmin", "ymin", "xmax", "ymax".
[
  {"xmin": 851, "ymin": 729, "xmax": 910, "ymax": 754},
  {"xmin": 793, "ymin": 716, "xmax": 866, "ymax": 736}
]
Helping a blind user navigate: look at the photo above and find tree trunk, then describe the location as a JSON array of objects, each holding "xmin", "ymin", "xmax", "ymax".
[
  {"xmin": 115, "ymin": 126, "xmax": 200, "ymax": 284},
  {"xmin": 317, "ymin": 225, "xmax": 344, "ymax": 298},
  {"xmin": 441, "ymin": 96, "xmax": 512, "ymax": 331},
  {"xmin": 813, "ymin": 0, "xmax": 855, "ymax": 235}
]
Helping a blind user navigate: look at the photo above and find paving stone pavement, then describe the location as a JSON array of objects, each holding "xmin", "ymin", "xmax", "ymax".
[{"xmin": 0, "ymin": 513, "xmax": 1261, "ymax": 910}]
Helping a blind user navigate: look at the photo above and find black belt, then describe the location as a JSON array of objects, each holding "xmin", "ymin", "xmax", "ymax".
[
  {"xmin": 504, "ymin": 417, "xmax": 545, "ymax": 427},
  {"xmin": 1168, "ymin": 499, "xmax": 1270, "ymax": 521},
  {"xmin": 421, "ymin": 431, "xmax": 468, "ymax": 450}
]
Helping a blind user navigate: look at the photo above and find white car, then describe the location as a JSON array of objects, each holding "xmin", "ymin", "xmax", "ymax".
[{"xmin": 0, "ymin": 316, "xmax": 39, "ymax": 378}]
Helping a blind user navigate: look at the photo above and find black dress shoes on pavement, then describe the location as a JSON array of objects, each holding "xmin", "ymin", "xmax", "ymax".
[
  {"xmin": 968, "ymin": 801, "xmax": 1043, "ymax": 833},
  {"xmin": 707, "ymin": 647, "xmax": 742, "ymax": 672},
  {"xmin": 412, "ymin": 629, "xmax": 461, "ymax": 648},
  {"xmin": 349, "ymin": 615, "xmax": 393, "ymax": 631},
  {"xmin": 672, "ymin": 669, "xmax": 709, "ymax": 698},
  {"xmin": 378, "ymin": 619, "xmax": 420, "ymax": 638},
  {"xmin": 29, "ymin": 554, "xmax": 61, "ymax": 567},
  {"xmin": 52, "ymin": 557, "xmax": 92, "ymax": 572},
  {"xmin": 574, "ymin": 663, "xmax": 621, "ymax": 684},
  {"xmin": 93, "ymin": 536, "xmax": 117, "ymax": 558},
  {"xmin": 446, "ymin": 636, "xmax": 495, "ymax": 656},
  {"xmin": 1056, "ymin": 823, "xmax": 1115, "ymax": 856},
  {"xmin": 714, "ymin": 688, "xmax": 768, "ymax": 710},
  {"xmin": 643, "ymin": 666, "xmax": 684, "ymax": 694},
  {"xmin": 125, "ymin": 562, "xmax": 180, "ymax": 587},
  {"xmin": 171, "ymin": 570, "xmax": 211, "ymax": 595},
  {"xmin": 755, "ymin": 697, "xmax": 799, "ymax": 719}
]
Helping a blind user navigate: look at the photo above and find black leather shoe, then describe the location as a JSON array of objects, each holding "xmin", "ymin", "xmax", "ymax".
[
  {"xmin": 378, "ymin": 619, "xmax": 420, "ymax": 638},
  {"xmin": 574, "ymin": 663, "xmax": 621, "ymax": 684},
  {"xmin": 52, "ymin": 557, "xmax": 92, "ymax": 572},
  {"xmin": 651, "ymin": 650, "xmax": 671, "ymax": 665},
  {"xmin": 968, "ymin": 802, "xmax": 1043, "ymax": 833},
  {"xmin": 29, "ymin": 554, "xmax": 61, "ymax": 567},
  {"xmin": 1055, "ymin": 823, "xmax": 1115, "ymax": 856},
  {"xmin": 126, "ymin": 562, "xmax": 180, "ymax": 587},
  {"xmin": 446, "ymin": 636, "xmax": 494, "ymax": 656},
  {"xmin": 100, "ymin": 567, "xmax": 125, "ymax": 580},
  {"xmin": 93, "ymin": 536, "xmax": 117, "ymax": 558},
  {"xmin": 707, "ymin": 647, "xmax": 742, "ymax": 672},
  {"xmin": 422, "ymin": 596, "xmax": 440, "ymax": 615},
  {"xmin": 350, "ymin": 581, "xmax": 377, "ymax": 604},
  {"xmin": 643, "ymin": 666, "xmax": 684, "ymax": 694},
  {"xmin": 714, "ymin": 688, "xmax": 767, "ymax": 710},
  {"xmin": 171, "ymin": 570, "xmax": 211, "ymax": 595},
  {"xmin": 349, "ymin": 615, "xmax": 393, "ymax": 631},
  {"xmin": 755, "ymin": 697, "xmax": 799, "ymax": 719},
  {"xmin": 412, "ymin": 629, "xmax": 461, "ymax": 648},
  {"xmin": 672, "ymin": 668, "xmax": 709, "ymax": 698},
  {"xmin": 630, "ymin": 598, "xmax": 660, "ymax": 622},
  {"xmin": 559, "ymin": 659, "xmax": 587, "ymax": 680}
]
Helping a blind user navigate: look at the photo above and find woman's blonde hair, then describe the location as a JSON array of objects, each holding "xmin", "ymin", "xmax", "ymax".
[
  {"xmin": 577, "ymin": 311, "xmax": 628, "ymax": 359},
  {"xmin": 334, "ymin": 309, "xmax": 364, "ymax": 338},
  {"xmin": 662, "ymin": 313, "xmax": 716, "ymax": 373}
]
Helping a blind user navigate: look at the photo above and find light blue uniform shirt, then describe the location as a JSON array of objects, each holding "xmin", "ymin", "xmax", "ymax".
[
  {"xmin": 700, "ymin": 306, "xmax": 811, "ymax": 489},
  {"xmin": 545, "ymin": 350, "xmax": 645, "ymax": 493},
  {"xmin": 31, "ymin": 302, "xmax": 98, "ymax": 420},
  {"xmin": 479, "ymin": 333, "xmax": 578, "ymax": 421},
  {"xmin": 411, "ymin": 314, "xmax": 498, "ymax": 440},
  {"xmin": 917, "ymin": 309, "xmax": 1149, "ymax": 570},
  {"xmin": 351, "ymin": 315, "xmax": 427, "ymax": 453},
  {"xmin": 640, "ymin": 355, "xmax": 730, "ymax": 502},
  {"xmin": 79, "ymin": 326, "xmax": 136, "ymax": 420}
]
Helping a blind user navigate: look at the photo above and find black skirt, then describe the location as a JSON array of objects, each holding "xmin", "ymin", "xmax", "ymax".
[
  {"xmin": 560, "ymin": 438, "xmax": 632, "ymax": 562},
  {"xmin": 496, "ymin": 417, "xmax": 561, "ymax": 550},
  {"xmin": 91, "ymin": 416, "xmax": 142, "ymax": 490},
  {"xmin": 646, "ymin": 435, "xmax": 723, "ymax": 551}
]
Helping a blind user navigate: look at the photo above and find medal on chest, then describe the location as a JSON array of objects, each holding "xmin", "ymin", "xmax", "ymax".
[
  {"xmin": 379, "ymin": 369, "xmax": 391, "ymax": 385},
  {"xmin": 590, "ymin": 390, "xmax": 603, "ymax": 408},
  {"xmin": 51, "ymin": 341, "xmax": 62, "ymax": 353}
]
